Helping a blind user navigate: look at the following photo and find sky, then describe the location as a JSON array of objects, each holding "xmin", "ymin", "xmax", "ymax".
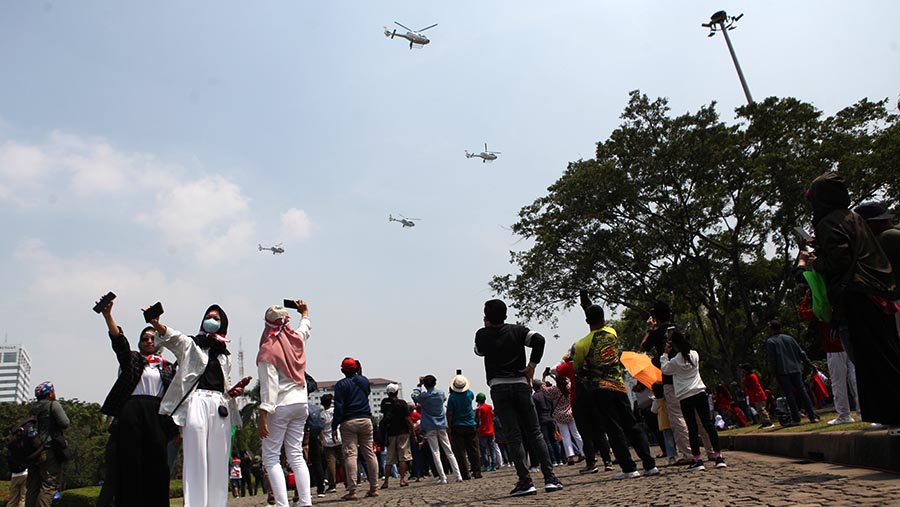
[{"xmin": 1, "ymin": 1, "xmax": 898, "ymax": 405}]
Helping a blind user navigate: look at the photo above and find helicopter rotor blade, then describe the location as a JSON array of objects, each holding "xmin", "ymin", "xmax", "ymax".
[
  {"xmin": 394, "ymin": 21, "xmax": 413, "ymax": 32},
  {"xmin": 418, "ymin": 23, "xmax": 438, "ymax": 32}
]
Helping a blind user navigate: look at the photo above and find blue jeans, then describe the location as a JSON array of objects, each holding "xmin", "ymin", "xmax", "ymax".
[
  {"xmin": 479, "ymin": 435, "xmax": 495, "ymax": 469},
  {"xmin": 490, "ymin": 383, "xmax": 554, "ymax": 483},
  {"xmin": 540, "ymin": 422, "xmax": 563, "ymax": 464},
  {"xmin": 777, "ymin": 372, "xmax": 817, "ymax": 422}
]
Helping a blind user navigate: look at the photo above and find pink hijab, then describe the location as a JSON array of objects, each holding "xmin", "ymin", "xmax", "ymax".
[{"xmin": 257, "ymin": 310, "xmax": 306, "ymax": 386}]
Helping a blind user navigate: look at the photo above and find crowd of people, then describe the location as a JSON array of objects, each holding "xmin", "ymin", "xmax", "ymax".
[{"xmin": 7, "ymin": 171, "xmax": 899, "ymax": 506}]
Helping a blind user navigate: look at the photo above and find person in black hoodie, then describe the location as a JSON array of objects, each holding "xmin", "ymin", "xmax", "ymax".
[
  {"xmin": 151, "ymin": 304, "xmax": 246, "ymax": 507},
  {"xmin": 800, "ymin": 172, "xmax": 900, "ymax": 432},
  {"xmin": 474, "ymin": 299, "xmax": 563, "ymax": 497},
  {"xmin": 97, "ymin": 298, "xmax": 177, "ymax": 507}
]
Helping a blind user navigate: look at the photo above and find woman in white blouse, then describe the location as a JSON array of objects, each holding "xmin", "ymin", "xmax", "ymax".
[{"xmin": 257, "ymin": 301, "xmax": 312, "ymax": 507}]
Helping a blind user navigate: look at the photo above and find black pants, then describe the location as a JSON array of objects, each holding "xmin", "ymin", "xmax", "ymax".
[
  {"xmin": 573, "ymin": 382, "xmax": 611, "ymax": 466},
  {"xmin": 115, "ymin": 396, "xmax": 170, "ymax": 507},
  {"xmin": 640, "ymin": 407, "xmax": 664, "ymax": 454},
  {"xmin": 845, "ymin": 293, "xmax": 900, "ymax": 425},
  {"xmin": 97, "ymin": 422, "xmax": 117, "ymax": 507},
  {"xmin": 490, "ymin": 383, "xmax": 553, "ymax": 483},
  {"xmin": 588, "ymin": 389, "xmax": 655, "ymax": 473},
  {"xmin": 240, "ymin": 468, "xmax": 253, "ymax": 496},
  {"xmin": 450, "ymin": 425, "xmax": 482, "ymax": 479},
  {"xmin": 680, "ymin": 392, "xmax": 720, "ymax": 457},
  {"xmin": 307, "ymin": 432, "xmax": 325, "ymax": 493}
]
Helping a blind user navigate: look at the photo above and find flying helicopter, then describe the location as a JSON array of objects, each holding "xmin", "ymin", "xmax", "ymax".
[
  {"xmin": 465, "ymin": 143, "xmax": 501, "ymax": 163},
  {"xmin": 389, "ymin": 214, "xmax": 420, "ymax": 228},
  {"xmin": 383, "ymin": 21, "xmax": 438, "ymax": 49},
  {"xmin": 258, "ymin": 243, "xmax": 284, "ymax": 255}
]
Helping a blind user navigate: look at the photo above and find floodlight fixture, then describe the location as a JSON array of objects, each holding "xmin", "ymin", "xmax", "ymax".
[{"xmin": 701, "ymin": 10, "xmax": 753, "ymax": 104}]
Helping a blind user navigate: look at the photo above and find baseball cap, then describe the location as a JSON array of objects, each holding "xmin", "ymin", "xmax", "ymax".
[
  {"xmin": 854, "ymin": 202, "xmax": 894, "ymax": 221},
  {"xmin": 340, "ymin": 357, "xmax": 358, "ymax": 373}
]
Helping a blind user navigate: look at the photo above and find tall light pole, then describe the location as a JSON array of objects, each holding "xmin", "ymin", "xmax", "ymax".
[{"xmin": 702, "ymin": 10, "xmax": 753, "ymax": 104}]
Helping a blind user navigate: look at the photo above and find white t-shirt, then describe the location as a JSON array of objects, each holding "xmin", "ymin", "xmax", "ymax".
[{"xmin": 131, "ymin": 363, "xmax": 165, "ymax": 397}]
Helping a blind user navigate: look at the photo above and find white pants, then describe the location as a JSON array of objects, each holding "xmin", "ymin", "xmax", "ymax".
[
  {"xmin": 424, "ymin": 429, "xmax": 461, "ymax": 481},
  {"xmin": 262, "ymin": 403, "xmax": 311, "ymax": 507},
  {"xmin": 183, "ymin": 390, "xmax": 231, "ymax": 507},
  {"xmin": 556, "ymin": 420, "xmax": 583, "ymax": 458},
  {"xmin": 492, "ymin": 440, "xmax": 503, "ymax": 467},
  {"xmin": 827, "ymin": 351, "xmax": 860, "ymax": 419}
]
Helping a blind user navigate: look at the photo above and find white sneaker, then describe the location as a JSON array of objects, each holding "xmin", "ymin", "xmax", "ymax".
[
  {"xmin": 828, "ymin": 415, "xmax": 854, "ymax": 425},
  {"xmin": 643, "ymin": 467, "xmax": 660, "ymax": 476},
  {"xmin": 613, "ymin": 470, "xmax": 641, "ymax": 480},
  {"xmin": 435, "ymin": 478, "xmax": 448, "ymax": 485}
]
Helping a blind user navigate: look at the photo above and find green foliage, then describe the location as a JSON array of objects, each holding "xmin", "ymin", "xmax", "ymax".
[
  {"xmin": 53, "ymin": 480, "xmax": 182, "ymax": 506},
  {"xmin": 492, "ymin": 91, "xmax": 899, "ymax": 383},
  {"xmin": 232, "ymin": 384, "xmax": 261, "ymax": 457}
]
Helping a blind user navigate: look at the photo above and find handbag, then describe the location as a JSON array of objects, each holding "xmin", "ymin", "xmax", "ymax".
[{"xmin": 50, "ymin": 434, "xmax": 72, "ymax": 462}]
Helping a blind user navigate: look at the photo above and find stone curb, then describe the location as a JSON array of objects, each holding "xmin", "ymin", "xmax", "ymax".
[{"xmin": 723, "ymin": 430, "xmax": 900, "ymax": 471}]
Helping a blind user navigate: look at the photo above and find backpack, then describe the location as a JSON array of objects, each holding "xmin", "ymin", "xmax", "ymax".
[
  {"xmin": 306, "ymin": 404, "xmax": 324, "ymax": 433},
  {"xmin": 8, "ymin": 414, "xmax": 46, "ymax": 469}
]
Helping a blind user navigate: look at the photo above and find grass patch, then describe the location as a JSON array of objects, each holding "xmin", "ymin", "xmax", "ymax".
[{"xmin": 719, "ymin": 410, "xmax": 872, "ymax": 435}]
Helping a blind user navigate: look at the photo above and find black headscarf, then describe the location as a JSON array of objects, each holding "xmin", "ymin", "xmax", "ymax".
[
  {"xmin": 194, "ymin": 304, "xmax": 230, "ymax": 392},
  {"xmin": 808, "ymin": 172, "xmax": 851, "ymax": 226}
]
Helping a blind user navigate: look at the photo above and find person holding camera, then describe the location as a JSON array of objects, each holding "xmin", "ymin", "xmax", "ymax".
[
  {"xmin": 24, "ymin": 382, "xmax": 69, "ymax": 507},
  {"xmin": 411, "ymin": 375, "xmax": 463, "ymax": 485},
  {"xmin": 150, "ymin": 304, "xmax": 245, "ymax": 507},
  {"xmin": 96, "ymin": 299, "xmax": 176, "ymax": 507},
  {"xmin": 257, "ymin": 302, "xmax": 312, "ymax": 507}
]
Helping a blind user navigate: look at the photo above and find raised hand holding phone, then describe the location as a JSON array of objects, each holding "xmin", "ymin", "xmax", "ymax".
[{"xmin": 93, "ymin": 292, "xmax": 117, "ymax": 314}]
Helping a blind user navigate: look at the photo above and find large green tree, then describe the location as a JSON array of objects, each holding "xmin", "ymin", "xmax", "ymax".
[{"xmin": 492, "ymin": 91, "xmax": 898, "ymax": 382}]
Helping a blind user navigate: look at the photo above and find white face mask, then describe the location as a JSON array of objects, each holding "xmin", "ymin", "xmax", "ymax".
[{"xmin": 202, "ymin": 318, "xmax": 221, "ymax": 333}]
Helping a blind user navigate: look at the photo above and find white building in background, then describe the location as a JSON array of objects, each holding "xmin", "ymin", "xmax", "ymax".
[
  {"xmin": 308, "ymin": 377, "xmax": 402, "ymax": 420},
  {"xmin": 0, "ymin": 344, "xmax": 32, "ymax": 404}
]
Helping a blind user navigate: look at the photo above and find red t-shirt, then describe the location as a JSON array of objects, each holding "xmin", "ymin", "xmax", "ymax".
[{"xmin": 475, "ymin": 404, "xmax": 494, "ymax": 437}]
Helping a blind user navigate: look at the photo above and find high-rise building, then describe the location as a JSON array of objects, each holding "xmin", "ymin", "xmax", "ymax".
[
  {"xmin": 0, "ymin": 344, "xmax": 32, "ymax": 404},
  {"xmin": 308, "ymin": 377, "xmax": 401, "ymax": 420}
]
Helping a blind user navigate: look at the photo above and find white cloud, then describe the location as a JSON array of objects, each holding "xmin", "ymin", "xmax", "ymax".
[
  {"xmin": 136, "ymin": 175, "xmax": 255, "ymax": 261},
  {"xmin": 0, "ymin": 130, "xmax": 256, "ymax": 264},
  {"xmin": 280, "ymin": 207, "xmax": 313, "ymax": 241},
  {"xmin": 0, "ymin": 141, "xmax": 48, "ymax": 182}
]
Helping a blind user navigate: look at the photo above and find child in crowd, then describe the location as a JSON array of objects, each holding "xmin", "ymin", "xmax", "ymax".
[{"xmin": 650, "ymin": 382, "xmax": 676, "ymax": 466}]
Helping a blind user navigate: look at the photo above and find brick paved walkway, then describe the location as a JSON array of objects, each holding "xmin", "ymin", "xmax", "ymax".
[{"xmin": 225, "ymin": 451, "xmax": 900, "ymax": 507}]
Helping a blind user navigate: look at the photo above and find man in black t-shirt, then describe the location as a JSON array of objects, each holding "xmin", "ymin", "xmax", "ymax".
[{"xmin": 475, "ymin": 299, "xmax": 563, "ymax": 497}]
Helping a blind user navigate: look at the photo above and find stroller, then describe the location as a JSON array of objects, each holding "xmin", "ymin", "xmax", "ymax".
[{"xmin": 774, "ymin": 396, "xmax": 793, "ymax": 426}]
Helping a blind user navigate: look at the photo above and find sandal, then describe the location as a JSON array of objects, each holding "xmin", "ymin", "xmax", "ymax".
[
  {"xmin": 399, "ymin": 480, "xmax": 409, "ymax": 487},
  {"xmin": 365, "ymin": 490, "xmax": 379, "ymax": 498},
  {"xmin": 341, "ymin": 492, "xmax": 358, "ymax": 501}
]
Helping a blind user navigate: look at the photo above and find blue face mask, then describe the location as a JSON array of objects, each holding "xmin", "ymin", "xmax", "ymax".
[{"xmin": 202, "ymin": 318, "xmax": 221, "ymax": 333}]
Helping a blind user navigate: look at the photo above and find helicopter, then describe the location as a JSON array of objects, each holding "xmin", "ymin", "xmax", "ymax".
[
  {"xmin": 465, "ymin": 143, "xmax": 501, "ymax": 163},
  {"xmin": 258, "ymin": 243, "xmax": 284, "ymax": 255},
  {"xmin": 389, "ymin": 214, "xmax": 420, "ymax": 228},
  {"xmin": 383, "ymin": 21, "xmax": 438, "ymax": 50}
]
